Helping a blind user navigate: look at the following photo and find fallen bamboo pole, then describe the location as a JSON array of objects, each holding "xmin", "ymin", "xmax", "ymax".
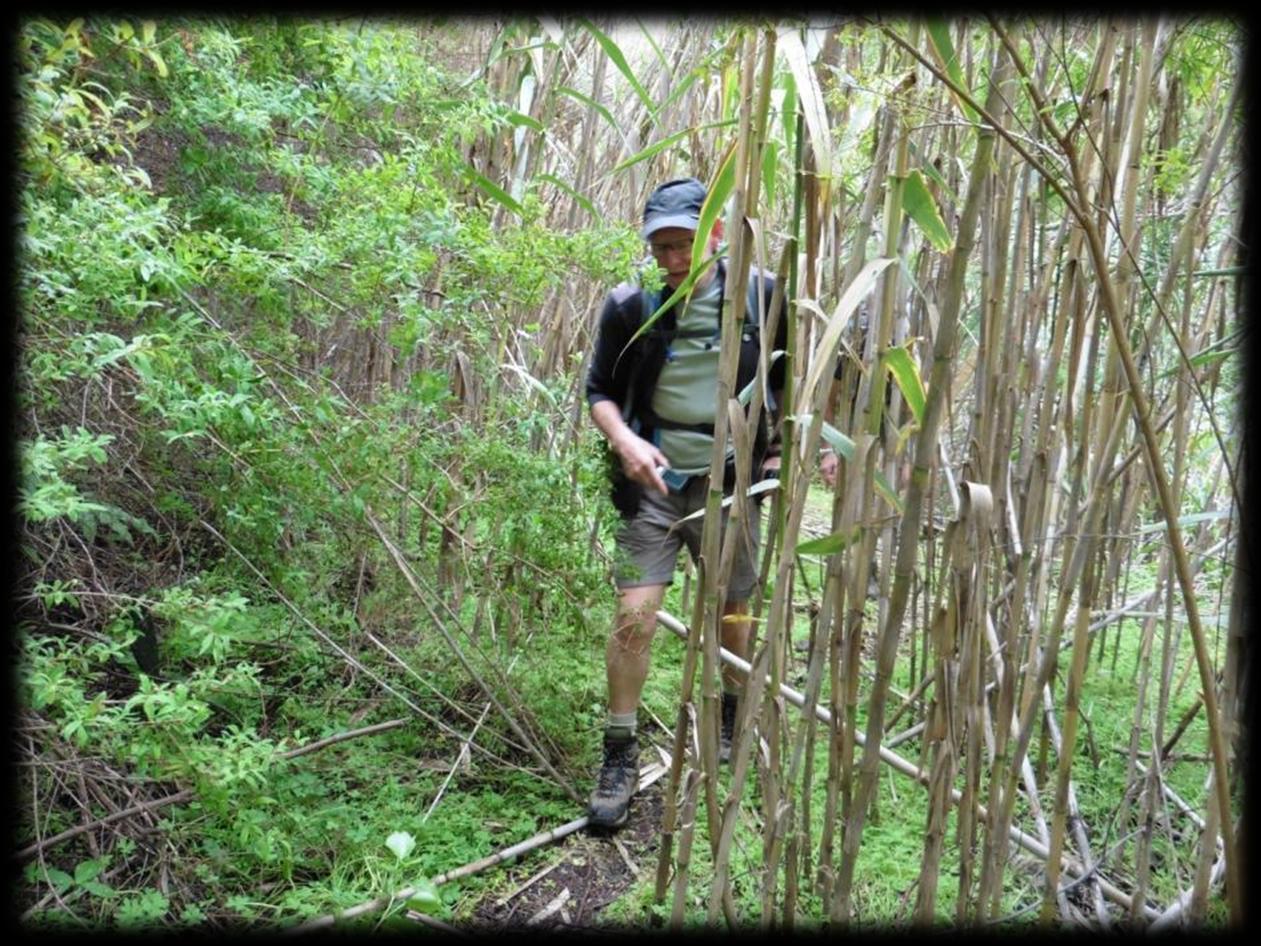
[
  {"xmin": 289, "ymin": 758, "xmax": 671, "ymax": 933},
  {"xmin": 1148, "ymin": 852, "xmax": 1227, "ymax": 931},
  {"xmin": 655, "ymin": 609, "xmax": 1160, "ymax": 921}
]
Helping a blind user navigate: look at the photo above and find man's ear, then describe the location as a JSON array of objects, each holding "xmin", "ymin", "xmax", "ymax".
[{"xmin": 708, "ymin": 217, "xmax": 725, "ymax": 250}]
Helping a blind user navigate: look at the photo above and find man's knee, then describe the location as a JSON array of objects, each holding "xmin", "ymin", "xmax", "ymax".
[
  {"xmin": 611, "ymin": 587, "xmax": 663, "ymax": 655},
  {"xmin": 609, "ymin": 618, "xmax": 656, "ymax": 657}
]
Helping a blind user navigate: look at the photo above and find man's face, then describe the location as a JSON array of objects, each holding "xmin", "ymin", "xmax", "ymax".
[{"xmin": 648, "ymin": 226, "xmax": 720, "ymax": 290}]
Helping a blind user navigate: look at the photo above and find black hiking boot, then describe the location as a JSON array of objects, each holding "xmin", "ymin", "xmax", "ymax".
[
  {"xmin": 719, "ymin": 692, "xmax": 738, "ymax": 764},
  {"xmin": 588, "ymin": 733, "xmax": 639, "ymax": 828}
]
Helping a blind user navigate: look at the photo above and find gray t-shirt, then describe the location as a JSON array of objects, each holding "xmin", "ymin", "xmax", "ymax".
[{"xmin": 651, "ymin": 278, "xmax": 734, "ymax": 475}]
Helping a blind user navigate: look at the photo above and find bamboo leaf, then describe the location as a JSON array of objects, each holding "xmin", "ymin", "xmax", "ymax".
[
  {"xmin": 613, "ymin": 120, "xmax": 735, "ymax": 173},
  {"xmin": 656, "ymin": 69, "xmax": 700, "ymax": 117},
  {"xmin": 505, "ymin": 111, "xmax": 543, "ymax": 132},
  {"xmin": 799, "ymin": 257, "xmax": 897, "ymax": 413},
  {"xmin": 902, "ymin": 169, "xmax": 953, "ymax": 252},
  {"xmin": 579, "ymin": 19, "xmax": 654, "ymax": 112},
  {"xmin": 796, "ymin": 525, "xmax": 860, "ymax": 556},
  {"xmin": 819, "ymin": 419, "xmax": 855, "ymax": 460},
  {"xmin": 721, "ymin": 61, "xmax": 739, "ymax": 123},
  {"xmin": 883, "ymin": 345, "xmax": 926, "ymax": 425},
  {"xmin": 908, "ymin": 140, "xmax": 958, "ymax": 204},
  {"xmin": 635, "ymin": 17, "xmax": 668, "ymax": 70},
  {"xmin": 777, "ymin": 26, "xmax": 832, "ymax": 179},
  {"xmin": 555, "ymin": 86, "xmax": 618, "ymax": 131},
  {"xmin": 535, "ymin": 16, "xmax": 565, "ymax": 45},
  {"xmin": 779, "ymin": 70, "xmax": 797, "ymax": 153},
  {"xmin": 925, "ymin": 19, "xmax": 979, "ymax": 124},
  {"xmin": 794, "ymin": 416, "xmax": 903, "ymax": 512},
  {"xmin": 691, "ymin": 140, "xmax": 738, "ymax": 263},
  {"xmin": 535, "ymin": 173, "xmax": 596, "ymax": 217},
  {"xmin": 669, "ymin": 478, "xmax": 779, "ymax": 530},
  {"xmin": 463, "ymin": 165, "xmax": 523, "ymax": 218},
  {"xmin": 624, "ymin": 252, "xmax": 722, "ymax": 353},
  {"xmin": 502, "ymin": 363, "xmax": 556, "ymax": 405},
  {"xmin": 1137, "ymin": 509, "xmax": 1229, "ymax": 534}
]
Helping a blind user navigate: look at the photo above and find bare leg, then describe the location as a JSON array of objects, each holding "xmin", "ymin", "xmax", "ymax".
[
  {"xmin": 606, "ymin": 584, "xmax": 667, "ymax": 715},
  {"xmin": 720, "ymin": 598, "xmax": 751, "ymax": 692}
]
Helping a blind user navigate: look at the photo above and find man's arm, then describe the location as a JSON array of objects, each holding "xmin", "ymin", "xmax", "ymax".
[
  {"xmin": 591, "ymin": 399, "xmax": 669, "ymax": 496},
  {"xmin": 819, "ymin": 376, "xmax": 841, "ymax": 487}
]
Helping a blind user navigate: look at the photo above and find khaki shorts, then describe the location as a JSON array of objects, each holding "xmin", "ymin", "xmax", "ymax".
[{"xmin": 613, "ymin": 473, "xmax": 762, "ymax": 601}]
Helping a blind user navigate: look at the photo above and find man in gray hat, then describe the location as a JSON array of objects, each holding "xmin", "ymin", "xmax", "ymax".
[{"xmin": 584, "ymin": 177, "xmax": 813, "ymax": 828}]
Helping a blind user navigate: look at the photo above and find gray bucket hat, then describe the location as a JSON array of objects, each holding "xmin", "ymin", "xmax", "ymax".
[{"xmin": 641, "ymin": 177, "xmax": 707, "ymax": 239}]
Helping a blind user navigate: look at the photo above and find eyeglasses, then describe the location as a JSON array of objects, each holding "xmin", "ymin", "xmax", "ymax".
[{"xmin": 648, "ymin": 238, "xmax": 694, "ymax": 257}]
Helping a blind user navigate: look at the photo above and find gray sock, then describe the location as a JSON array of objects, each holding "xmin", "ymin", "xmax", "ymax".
[{"xmin": 606, "ymin": 710, "xmax": 637, "ymax": 741}]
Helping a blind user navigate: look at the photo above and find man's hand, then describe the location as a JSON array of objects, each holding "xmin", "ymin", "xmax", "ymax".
[
  {"xmin": 820, "ymin": 449, "xmax": 838, "ymax": 489},
  {"xmin": 613, "ymin": 431, "xmax": 670, "ymax": 495}
]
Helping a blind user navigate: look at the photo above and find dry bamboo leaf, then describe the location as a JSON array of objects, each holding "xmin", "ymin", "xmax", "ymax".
[{"xmin": 776, "ymin": 26, "xmax": 832, "ymax": 179}]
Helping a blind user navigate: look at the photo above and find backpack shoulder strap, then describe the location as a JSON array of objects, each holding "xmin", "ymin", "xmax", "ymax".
[{"xmin": 744, "ymin": 268, "xmax": 774, "ymax": 335}]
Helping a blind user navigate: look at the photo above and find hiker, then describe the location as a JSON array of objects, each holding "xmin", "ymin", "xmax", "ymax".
[{"xmin": 584, "ymin": 177, "xmax": 838, "ymax": 828}]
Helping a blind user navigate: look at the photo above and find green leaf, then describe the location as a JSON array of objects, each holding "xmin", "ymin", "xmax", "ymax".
[
  {"xmin": 874, "ymin": 469, "xmax": 904, "ymax": 514},
  {"xmin": 806, "ymin": 416, "xmax": 903, "ymax": 512},
  {"xmin": 655, "ymin": 69, "xmax": 699, "ymax": 117},
  {"xmin": 882, "ymin": 345, "xmax": 926, "ymax": 425},
  {"xmin": 555, "ymin": 86, "xmax": 617, "ymax": 131},
  {"xmin": 579, "ymin": 19, "xmax": 654, "ymax": 112},
  {"xmin": 502, "ymin": 364, "xmax": 556, "ymax": 405},
  {"xmin": 534, "ymin": 173, "xmax": 597, "ymax": 218},
  {"xmin": 144, "ymin": 48, "xmax": 168, "ymax": 78},
  {"xmin": 405, "ymin": 877, "xmax": 442, "ymax": 915},
  {"xmin": 505, "ymin": 111, "xmax": 543, "ymax": 132},
  {"xmin": 626, "ymin": 253, "xmax": 722, "ymax": 354},
  {"xmin": 820, "ymin": 420, "xmax": 855, "ymax": 461},
  {"xmin": 463, "ymin": 165, "xmax": 523, "ymax": 218},
  {"xmin": 901, "ymin": 169, "xmax": 953, "ymax": 252},
  {"xmin": 44, "ymin": 867, "xmax": 74, "ymax": 893},
  {"xmin": 691, "ymin": 140, "xmax": 738, "ymax": 262},
  {"xmin": 1136, "ymin": 509, "xmax": 1229, "ymax": 534},
  {"xmin": 81, "ymin": 880, "xmax": 115, "ymax": 898},
  {"xmin": 74, "ymin": 857, "xmax": 108, "ymax": 885},
  {"xmin": 613, "ymin": 120, "xmax": 735, "ymax": 173},
  {"xmin": 779, "ymin": 69, "xmax": 797, "ymax": 154},
  {"xmin": 796, "ymin": 525, "xmax": 859, "ymax": 557},
  {"xmin": 386, "ymin": 831, "xmax": 416, "ymax": 860},
  {"xmin": 925, "ymin": 19, "xmax": 979, "ymax": 124},
  {"xmin": 908, "ymin": 142, "xmax": 958, "ymax": 206}
]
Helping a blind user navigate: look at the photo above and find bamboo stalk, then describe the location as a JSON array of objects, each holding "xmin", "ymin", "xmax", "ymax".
[
  {"xmin": 832, "ymin": 46, "xmax": 1010, "ymax": 926},
  {"xmin": 654, "ymin": 610, "xmax": 1159, "ymax": 919}
]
